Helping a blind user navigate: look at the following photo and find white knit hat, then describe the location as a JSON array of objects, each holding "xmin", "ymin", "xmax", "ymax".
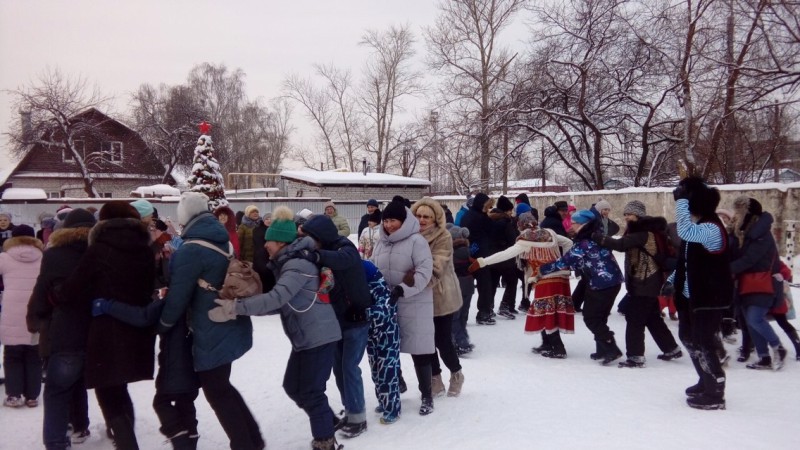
[{"xmin": 177, "ymin": 192, "xmax": 210, "ymax": 226}]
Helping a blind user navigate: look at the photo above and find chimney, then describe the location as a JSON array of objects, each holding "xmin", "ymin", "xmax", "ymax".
[{"xmin": 19, "ymin": 110, "xmax": 32, "ymax": 142}]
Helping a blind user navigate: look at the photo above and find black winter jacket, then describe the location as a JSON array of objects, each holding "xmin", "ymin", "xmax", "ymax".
[
  {"xmin": 302, "ymin": 215, "xmax": 372, "ymax": 328},
  {"xmin": 461, "ymin": 193, "xmax": 493, "ymax": 257},
  {"xmin": 26, "ymin": 227, "xmax": 92, "ymax": 358},
  {"xmin": 598, "ymin": 216, "xmax": 668, "ymax": 297},
  {"xmin": 540, "ymin": 206, "xmax": 568, "ymax": 237}
]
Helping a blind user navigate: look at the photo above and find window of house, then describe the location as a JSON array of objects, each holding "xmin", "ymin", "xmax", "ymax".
[
  {"xmin": 47, "ymin": 191, "xmax": 61, "ymax": 199},
  {"xmin": 102, "ymin": 141, "xmax": 123, "ymax": 163},
  {"xmin": 63, "ymin": 140, "xmax": 85, "ymax": 163},
  {"xmin": 102, "ymin": 192, "xmax": 113, "ymax": 198}
]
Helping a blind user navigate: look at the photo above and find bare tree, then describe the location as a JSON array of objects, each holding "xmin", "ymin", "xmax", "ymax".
[
  {"xmin": 130, "ymin": 83, "xmax": 204, "ymax": 183},
  {"xmin": 425, "ymin": 0, "xmax": 527, "ymax": 191},
  {"xmin": 6, "ymin": 68, "xmax": 111, "ymax": 196},
  {"xmin": 359, "ymin": 24, "xmax": 422, "ymax": 172}
]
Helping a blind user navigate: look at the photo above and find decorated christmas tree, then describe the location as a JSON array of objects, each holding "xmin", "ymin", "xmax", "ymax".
[{"xmin": 186, "ymin": 121, "xmax": 228, "ymax": 209}]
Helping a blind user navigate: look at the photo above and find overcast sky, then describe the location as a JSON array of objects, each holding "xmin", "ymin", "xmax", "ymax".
[{"xmin": 0, "ymin": 0, "xmax": 475, "ymax": 170}]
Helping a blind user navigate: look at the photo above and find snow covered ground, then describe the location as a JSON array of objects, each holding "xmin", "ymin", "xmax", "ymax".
[{"xmin": 2, "ymin": 268, "xmax": 799, "ymax": 450}]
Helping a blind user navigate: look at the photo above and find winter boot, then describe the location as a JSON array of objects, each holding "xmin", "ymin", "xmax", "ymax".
[
  {"xmin": 476, "ymin": 312, "xmax": 496, "ymax": 325},
  {"xmin": 447, "ymin": 370, "xmax": 464, "ymax": 397},
  {"xmin": 771, "ymin": 345, "xmax": 787, "ymax": 371},
  {"xmin": 541, "ymin": 331, "xmax": 567, "ymax": 359},
  {"xmin": 107, "ymin": 415, "xmax": 139, "ymax": 450},
  {"xmin": 311, "ymin": 436, "xmax": 343, "ymax": 450},
  {"xmin": 785, "ymin": 327, "xmax": 800, "ymax": 360},
  {"xmin": 169, "ymin": 432, "xmax": 197, "ymax": 450},
  {"xmin": 589, "ymin": 341, "xmax": 603, "ymax": 360},
  {"xmin": 413, "ymin": 362, "xmax": 433, "ymax": 401},
  {"xmin": 736, "ymin": 346, "xmax": 752, "ymax": 362},
  {"xmin": 600, "ymin": 337, "xmax": 623, "ymax": 366},
  {"xmin": 721, "ymin": 318, "xmax": 737, "ymax": 344},
  {"xmin": 497, "ymin": 304, "xmax": 516, "ymax": 320},
  {"xmin": 519, "ymin": 297, "xmax": 531, "ymax": 313},
  {"xmin": 657, "ymin": 347, "xmax": 683, "ymax": 361},
  {"xmin": 532, "ymin": 331, "xmax": 552, "ymax": 354},
  {"xmin": 746, "ymin": 355, "xmax": 773, "ymax": 370},
  {"xmin": 419, "ymin": 397, "xmax": 434, "ymax": 416},
  {"xmin": 398, "ymin": 374, "xmax": 408, "ymax": 394},
  {"xmin": 686, "ymin": 377, "xmax": 725, "ymax": 410},
  {"xmin": 618, "ymin": 356, "xmax": 645, "ymax": 368},
  {"xmin": 685, "ymin": 381, "xmax": 704, "ymax": 398},
  {"xmin": 431, "ymin": 374, "xmax": 446, "ymax": 398},
  {"xmin": 338, "ymin": 420, "xmax": 367, "ymax": 439}
]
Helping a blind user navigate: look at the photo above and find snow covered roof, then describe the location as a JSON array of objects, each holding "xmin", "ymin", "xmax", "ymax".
[
  {"xmin": 0, "ymin": 161, "xmax": 19, "ymax": 185},
  {"xmin": 1, "ymin": 188, "xmax": 48, "ymax": 200},
  {"xmin": 280, "ymin": 170, "xmax": 431, "ymax": 186},
  {"xmin": 130, "ymin": 184, "xmax": 181, "ymax": 197}
]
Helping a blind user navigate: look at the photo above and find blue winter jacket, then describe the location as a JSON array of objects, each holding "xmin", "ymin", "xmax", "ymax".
[
  {"xmin": 540, "ymin": 238, "xmax": 623, "ymax": 291},
  {"xmin": 158, "ymin": 212, "xmax": 253, "ymax": 372}
]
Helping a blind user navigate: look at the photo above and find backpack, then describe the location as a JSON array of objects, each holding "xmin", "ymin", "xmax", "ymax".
[
  {"xmin": 642, "ymin": 229, "xmax": 678, "ymax": 273},
  {"xmin": 184, "ymin": 239, "xmax": 263, "ymax": 300}
]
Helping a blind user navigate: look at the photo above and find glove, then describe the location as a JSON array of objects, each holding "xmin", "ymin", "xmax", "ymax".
[
  {"xmin": 672, "ymin": 186, "xmax": 689, "ymax": 201},
  {"xmin": 468, "ymin": 259, "xmax": 482, "ymax": 274},
  {"xmin": 389, "ymin": 286, "xmax": 404, "ymax": 306},
  {"xmin": 291, "ymin": 249, "xmax": 320, "ymax": 264},
  {"xmin": 773, "ymin": 273, "xmax": 784, "ymax": 282},
  {"xmin": 660, "ymin": 282, "xmax": 675, "ymax": 297},
  {"xmin": 208, "ymin": 299, "xmax": 238, "ymax": 322},
  {"xmin": 591, "ymin": 231, "xmax": 605, "ymax": 245},
  {"xmin": 91, "ymin": 298, "xmax": 112, "ymax": 317},
  {"xmin": 402, "ymin": 269, "xmax": 416, "ymax": 287}
]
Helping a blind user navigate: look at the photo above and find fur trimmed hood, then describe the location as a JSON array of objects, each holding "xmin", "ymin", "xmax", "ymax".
[
  {"xmin": 2, "ymin": 235, "xmax": 44, "ymax": 253},
  {"xmin": 89, "ymin": 218, "xmax": 149, "ymax": 248},
  {"xmin": 47, "ymin": 227, "xmax": 92, "ymax": 248}
]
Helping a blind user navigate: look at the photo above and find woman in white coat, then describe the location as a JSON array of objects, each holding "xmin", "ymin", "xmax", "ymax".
[{"xmin": 370, "ymin": 200, "xmax": 435, "ymax": 416}]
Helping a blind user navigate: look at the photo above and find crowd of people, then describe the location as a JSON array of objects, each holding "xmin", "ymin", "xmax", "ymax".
[{"xmin": 0, "ymin": 175, "xmax": 797, "ymax": 449}]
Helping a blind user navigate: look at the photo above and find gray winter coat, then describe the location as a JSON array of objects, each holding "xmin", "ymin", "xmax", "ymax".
[
  {"xmin": 371, "ymin": 210, "xmax": 434, "ymax": 354},
  {"xmin": 235, "ymin": 236, "xmax": 342, "ymax": 351}
]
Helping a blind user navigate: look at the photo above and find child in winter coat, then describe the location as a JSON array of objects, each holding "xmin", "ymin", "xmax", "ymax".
[
  {"xmin": 362, "ymin": 260, "xmax": 401, "ymax": 424},
  {"xmin": 358, "ymin": 210, "xmax": 382, "ymax": 259},
  {"xmin": 539, "ymin": 210, "xmax": 624, "ymax": 365},
  {"xmin": 0, "ymin": 225, "xmax": 44, "ymax": 408},
  {"xmin": 447, "ymin": 224, "xmax": 474, "ymax": 356}
]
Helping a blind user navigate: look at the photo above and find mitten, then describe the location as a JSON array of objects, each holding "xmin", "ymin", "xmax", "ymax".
[
  {"xmin": 672, "ymin": 186, "xmax": 689, "ymax": 201},
  {"xmin": 660, "ymin": 282, "xmax": 675, "ymax": 297},
  {"xmin": 208, "ymin": 299, "xmax": 238, "ymax": 322},
  {"xmin": 402, "ymin": 269, "xmax": 415, "ymax": 287},
  {"xmin": 91, "ymin": 298, "xmax": 112, "ymax": 317},
  {"xmin": 591, "ymin": 231, "xmax": 605, "ymax": 245},
  {"xmin": 468, "ymin": 258, "xmax": 483, "ymax": 274},
  {"xmin": 389, "ymin": 286, "xmax": 404, "ymax": 306}
]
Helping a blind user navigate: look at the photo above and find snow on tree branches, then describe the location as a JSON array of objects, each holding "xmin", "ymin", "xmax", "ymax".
[{"xmin": 186, "ymin": 127, "xmax": 228, "ymax": 209}]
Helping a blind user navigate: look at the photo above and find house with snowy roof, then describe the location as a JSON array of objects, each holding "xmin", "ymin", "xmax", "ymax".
[
  {"xmin": 1, "ymin": 108, "xmax": 174, "ymax": 199},
  {"xmin": 280, "ymin": 169, "xmax": 431, "ymax": 201}
]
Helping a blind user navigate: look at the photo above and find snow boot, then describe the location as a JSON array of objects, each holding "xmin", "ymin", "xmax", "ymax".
[
  {"xmin": 685, "ymin": 381, "xmax": 704, "ymax": 398},
  {"xmin": 532, "ymin": 331, "xmax": 553, "ymax": 354},
  {"xmin": 618, "ymin": 357, "xmax": 645, "ymax": 368},
  {"xmin": 338, "ymin": 420, "xmax": 367, "ymax": 439},
  {"xmin": 771, "ymin": 345, "xmax": 787, "ymax": 371},
  {"xmin": 169, "ymin": 432, "xmax": 197, "ymax": 450},
  {"xmin": 431, "ymin": 374, "xmax": 446, "ymax": 398},
  {"xmin": 686, "ymin": 377, "xmax": 725, "ymax": 410},
  {"xmin": 447, "ymin": 370, "xmax": 464, "ymax": 397},
  {"xmin": 589, "ymin": 341, "xmax": 603, "ymax": 360},
  {"xmin": 541, "ymin": 331, "xmax": 566, "ymax": 359},
  {"xmin": 657, "ymin": 347, "xmax": 683, "ymax": 361},
  {"xmin": 746, "ymin": 355, "xmax": 773, "ymax": 370},
  {"xmin": 419, "ymin": 397, "xmax": 434, "ymax": 416},
  {"xmin": 476, "ymin": 312, "xmax": 496, "ymax": 325},
  {"xmin": 497, "ymin": 304, "xmax": 516, "ymax": 320},
  {"xmin": 519, "ymin": 297, "xmax": 531, "ymax": 313},
  {"xmin": 736, "ymin": 346, "xmax": 752, "ymax": 362},
  {"xmin": 311, "ymin": 437, "xmax": 343, "ymax": 450},
  {"xmin": 107, "ymin": 415, "xmax": 139, "ymax": 450},
  {"xmin": 600, "ymin": 338, "xmax": 623, "ymax": 366},
  {"xmin": 785, "ymin": 327, "xmax": 800, "ymax": 360}
]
